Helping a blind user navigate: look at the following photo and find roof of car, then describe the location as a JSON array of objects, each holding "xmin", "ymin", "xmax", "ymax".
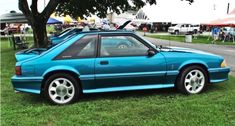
[{"xmin": 79, "ymin": 30, "xmax": 135, "ymax": 35}]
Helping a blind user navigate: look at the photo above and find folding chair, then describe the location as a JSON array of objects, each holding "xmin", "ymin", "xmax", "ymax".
[{"xmin": 12, "ymin": 34, "xmax": 29, "ymax": 50}]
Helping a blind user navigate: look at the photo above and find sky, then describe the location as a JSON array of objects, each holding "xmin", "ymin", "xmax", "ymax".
[
  {"xmin": 142, "ymin": 0, "xmax": 235, "ymax": 23},
  {"xmin": 0, "ymin": 0, "xmax": 235, "ymax": 23}
]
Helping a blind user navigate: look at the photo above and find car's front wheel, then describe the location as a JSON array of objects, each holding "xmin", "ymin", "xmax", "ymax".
[
  {"xmin": 176, "ymin": 66, "xmax": 208, "ymax": 94},
  {"xmin": 44, "ymin": 73, "xmax": 79, "ymax": 105}
]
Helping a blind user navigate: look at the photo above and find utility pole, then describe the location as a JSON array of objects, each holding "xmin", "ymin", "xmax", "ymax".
[
  {"xmin": 44, "ymin": 0, "xmax": 46, "ymax": 8},
  {"xmin": 227, "ymin": 3, "xmax": 230, "ymax": 14}
]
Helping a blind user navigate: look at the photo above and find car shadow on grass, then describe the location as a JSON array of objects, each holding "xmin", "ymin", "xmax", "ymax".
[
  {"xmin": 80, "ymin": 88, "xmax": 178, "ymax": 102},
  {"xmin": 19, "ymin": 87, "xmax": 178, "ymax": 105},
  {"xmin": 19, "ymin": 84, "xmax": 227, "ymax": 105}
]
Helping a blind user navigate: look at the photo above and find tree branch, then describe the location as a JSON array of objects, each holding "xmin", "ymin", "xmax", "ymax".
[
  {"xmin": 30, "ymin": 0, "xmax": 38, "ymax": 15},
  {"xmin": 41, "ymin": 0, "xmax": 60, "ymax": 20},
  {"xmin": 18, "ymin": 0, "xmax": 31, "ymax": 19}
]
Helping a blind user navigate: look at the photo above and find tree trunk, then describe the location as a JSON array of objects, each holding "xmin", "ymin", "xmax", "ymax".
[
  {"xmin": 31, "ymin": 19, "xmax": 48, "ymax": 48},
  {"xmin": 19, "ymin": 0, "xmax": 59, "ymax": 48}
]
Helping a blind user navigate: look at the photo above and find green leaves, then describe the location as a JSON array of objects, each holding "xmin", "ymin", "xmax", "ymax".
[{"xmin": 56, "ymin": 0, "xmax": 157, "ymax": 18}]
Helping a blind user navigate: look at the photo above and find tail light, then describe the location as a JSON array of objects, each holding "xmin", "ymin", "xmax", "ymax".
[{"xmin": 15, "ymin": 66, "xmax": 22, "ymax": 76}]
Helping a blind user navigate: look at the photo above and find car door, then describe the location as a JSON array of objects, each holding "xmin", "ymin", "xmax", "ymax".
[
  {"xmin": 188, "ymin": 24, "xmax": 193, "ymax": 33},
  {"xmin": 94, "ymin": 33, "xmax": 167, "ymax": 89},
  {"xmin": 180, "ymin": 24, "xmax": 188, "ymax": 33},
  {"xmin": 54, "ymin": 34, "xmax": 97, "ymax": 90}
]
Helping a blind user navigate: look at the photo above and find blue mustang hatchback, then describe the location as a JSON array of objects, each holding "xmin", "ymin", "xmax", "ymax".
[{"xmin": 12, "ymin": 31, "xmax": 230, "ymax": 105}]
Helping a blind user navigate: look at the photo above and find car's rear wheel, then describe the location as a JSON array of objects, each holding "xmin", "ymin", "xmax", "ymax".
[
  {"xmin": 176, "ymin": 66, "xmax": 208, "ymax": 94},
  {"xmin": 44, "ymin": 73, "xmax": 79, "ymax": 105}
]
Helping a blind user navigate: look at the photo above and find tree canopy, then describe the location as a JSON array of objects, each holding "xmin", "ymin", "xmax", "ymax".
[
  {"xmin": 56, "ymin": 0, "xmax": 193, "ymax": 18},
  {"xmin": 18, "ymin": 0, "xmax": 194, "ymax": 47},
  {"xmin": 56, "ymin": 0, "xmax": 156, "ymax": 18}
]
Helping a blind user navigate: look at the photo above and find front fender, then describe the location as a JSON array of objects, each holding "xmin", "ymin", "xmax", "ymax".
[
  {"xmin": 42, "ymin": 65, "xmax": 80, "ymax": 77},
  {"xmin": 178, "ymin": 60, "xmax": 209, "ymax": 70}
]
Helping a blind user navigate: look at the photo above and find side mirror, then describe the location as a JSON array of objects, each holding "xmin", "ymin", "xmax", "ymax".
[{"xmin": 148, "ymin": 50, "xmax": 156, "ymax": 56}]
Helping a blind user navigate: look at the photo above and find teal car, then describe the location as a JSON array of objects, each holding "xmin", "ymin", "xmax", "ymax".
[
  {"xmin": 12, "ymin": 30, "xmax": 230, "ymax": 105},
  {"xmin": 50, "ymin": 28, "xmax": 99, "ymax": 45},
  {"xmin": 50, "ymin": 28, "xmax": 81, "ymax": 45}
]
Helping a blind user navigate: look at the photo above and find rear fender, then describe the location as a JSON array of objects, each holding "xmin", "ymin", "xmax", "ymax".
[{"xmin": 42, "ymin": 65, "xmax": 80, "ymax": 77}]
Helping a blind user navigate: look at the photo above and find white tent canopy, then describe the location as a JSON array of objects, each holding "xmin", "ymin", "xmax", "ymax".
[
  {"xmin": 205, "ymin": 8, "xmax": 235, "ymax": 27},
  {"xmin": 141, "ymin": 0, "xmax": 233, "ymax": 24},
  {"xmin": 0, "ymin": 11, "xmax": 28, "ymax": 23}
]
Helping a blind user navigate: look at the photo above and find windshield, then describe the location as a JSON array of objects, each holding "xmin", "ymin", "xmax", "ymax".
[
  {"xmin": 175, "ymin": 24, "xmax": 182, "ymax": 27},
  {"xmin": 136, "ymin": 33, "xmax": 157, "ymax": 49},
  {"xmin": 58, "ymin": 29, "xmax": 73, "ymax": 38}
]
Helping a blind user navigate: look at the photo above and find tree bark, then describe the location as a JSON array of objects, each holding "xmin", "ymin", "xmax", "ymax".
[
  {"xmin": 19, "ymin": 0, "xmax": 59, "ymax": 48},
  {"xmin": 31, "ymin": 18, "xmax": 48, "ymax": 48}
]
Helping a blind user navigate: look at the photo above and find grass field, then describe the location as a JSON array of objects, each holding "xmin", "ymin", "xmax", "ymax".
[
  {"xmin": 1, "ymin": 39, "xmax": 235, "ymax": 126},
  {"xmin": 147, "ymin": 34, "xmax": 235, "ymax": 45}
]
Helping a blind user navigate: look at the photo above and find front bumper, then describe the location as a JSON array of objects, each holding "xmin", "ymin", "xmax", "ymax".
[
  {"xmin": 208, "ymin": 67, "xmax": 230, "ymax": 83},
  {"xmin": 11, "ymin": 75, "xmax": 43, "ymax": 94},
  {"xmin": 168, "ymin": 30, "xmax": 174, "ymax": 33},
  {"xmin": 168, "ymin": 29, "xmax": 174, "ymax": 33}
]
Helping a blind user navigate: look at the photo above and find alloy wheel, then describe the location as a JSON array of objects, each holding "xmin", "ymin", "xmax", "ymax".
[
  {"xmin": 184, "ymin": 69, "xmax": 205, "ymax": 94},
  {"xmin": 48, "ymin": 78, "xmax": 75, "ymax": 104}
]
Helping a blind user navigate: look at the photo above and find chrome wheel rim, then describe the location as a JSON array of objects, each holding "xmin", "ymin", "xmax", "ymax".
[
  {"xmin": 184, "ymin": 70, "xmax": 205, "ymax": 94},
  {"xmin": 48, "ymin": 78, "xmax": 75, "ymax": 104}
]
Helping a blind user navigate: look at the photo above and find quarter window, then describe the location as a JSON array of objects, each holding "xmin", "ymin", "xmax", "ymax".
[
  {"xmin": 55, "ymin": 35, "xmax": 97, "ymax": 59},
  {"xmin": 100, "ymin": 35, "xmax": 149, "ymax": 57}
]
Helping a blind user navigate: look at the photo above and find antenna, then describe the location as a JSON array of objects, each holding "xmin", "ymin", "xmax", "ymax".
[{"xmin": 44, "ymin": 0, "xmax": 46, "ymax": 8}]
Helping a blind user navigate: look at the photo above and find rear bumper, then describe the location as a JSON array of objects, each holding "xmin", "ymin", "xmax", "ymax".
[
  {"xmin": 208, "ymin": 67, "xmax": 230, "ymax": 83},
  {"xmin": 11, "ymin": 75, "xmax": 43, "ymax": 94}
]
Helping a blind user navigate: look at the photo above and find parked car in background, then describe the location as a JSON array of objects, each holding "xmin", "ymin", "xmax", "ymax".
[
  {"xmin": 12, "ymin": 29, "xmax": 230, "ymax": 105},
  {"xmin": 50, "ymin": 27, "xmax": 99, "ymax": 45},
  {"xmin": 50, "ymin": 28, "xmax": 72, "ymax": 39},
  {"xmin": 223, "ymin": 27, "xmax": 235, "ymax": 36},
  {"xmin": 0, "ymin": 26, "xmax": 19, "ymax": 35},
  {"xmin": 168, "ymin": 24, "xmax": 200, "ymax": 35},
  {"xmin": 50, "ymin": 28, "xmax": 81, "ymax": 45}
]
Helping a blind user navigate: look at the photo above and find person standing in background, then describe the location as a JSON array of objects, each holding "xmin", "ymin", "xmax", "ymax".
[{"xmin": 211, "ymin": 26, "xmax": 220, "ymax": 44}]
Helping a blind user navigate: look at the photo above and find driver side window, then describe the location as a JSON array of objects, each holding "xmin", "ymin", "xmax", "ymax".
[{"xmin": 100, "ymin": 35, "xmax": 149, "ymax": 57}]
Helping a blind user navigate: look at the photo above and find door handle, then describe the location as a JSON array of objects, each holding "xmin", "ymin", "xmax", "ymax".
[{"xmin": 100, "ymin": 61, "xmax": 109, "ymax": 65}]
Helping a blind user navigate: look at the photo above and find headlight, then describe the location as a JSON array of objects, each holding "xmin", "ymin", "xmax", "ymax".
[{"xmin": 221, "ymin": 60, "xmax": 227, "ymax": 68}]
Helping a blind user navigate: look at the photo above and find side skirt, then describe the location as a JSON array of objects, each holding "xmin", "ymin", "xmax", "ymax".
[{"xmin": 83, "ymin": 84, "xmax": 174, "ymax": 93}]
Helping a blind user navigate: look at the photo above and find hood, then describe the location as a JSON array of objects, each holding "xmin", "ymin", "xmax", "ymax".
[
  {"xmin": 15, "ymin": 48, "xmax": 47, "ymax": 62},
  {"xmin": 160, "ymin": 46, "xmax": 218, "ymax": 56}
]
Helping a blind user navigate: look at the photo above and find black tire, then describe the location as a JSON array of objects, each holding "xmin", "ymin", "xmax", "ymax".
[
  {"xmin": 194, "ymin": 29, "xmax": 198, "ymax": 34},
  {"xmin": 174, "ymin": 30, "xmax": 179, "ymax": 35},
  {"xmin": 44, "ymin": 73, "xmax": 80, "ymax": 105},
  {"xmin": 176, "ymin": 65, "xmax": 208, "ymax": 94}
]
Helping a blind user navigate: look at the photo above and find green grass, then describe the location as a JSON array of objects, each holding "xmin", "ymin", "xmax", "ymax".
[
  {"xmin": 147, "ymin": 35, "xmax": 235, "ymax": 45},
  {"xmin": 1, "ymin": 40, "xmax": 235, "ymax": 126}
]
